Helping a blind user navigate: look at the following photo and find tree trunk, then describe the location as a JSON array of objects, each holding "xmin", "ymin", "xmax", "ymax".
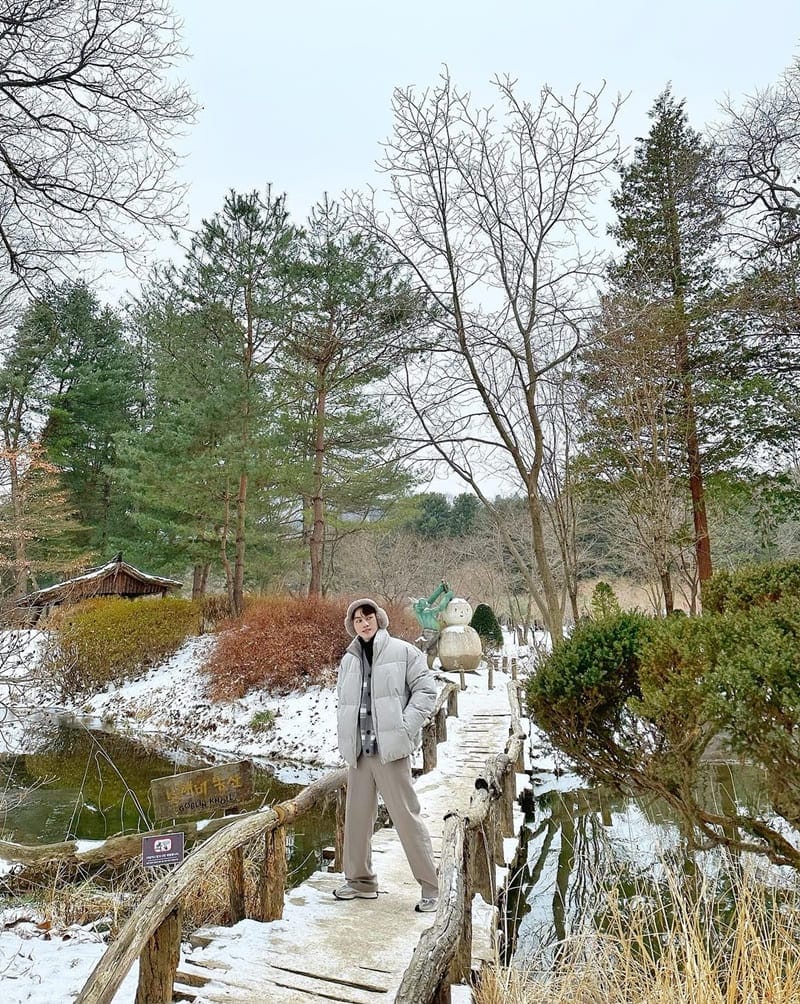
[
  {"xmin": 8, "ymin": 450, "xmax": 28, "ymax": 598},
  {"xmin": 674, "ymin": 318, "xmax": 713, "ymax": 589},
  {"xmin": 233, "ymin": 471, "xmax": 247, "ymax": 616},
  {"xmin": 219, "ymin": 488, "xmax": 234, "ymax": 610},
  {"xmin": 308, "ymin": 370, "xmax": 326, "ymax": 597},
  {"xmin": 665, "ymin": 155, "xmax": 713, "ymax": 592},
  {"xmin": 659, "ymin": 567, "xmax": 675, "ymax": 614},
  {"xmin": 527, "ymin": 490, "xmax": 563, "ymax": 642},
  {"xmin": 191, "ymin": 562, "xmax": 210, "ymax": 599}
]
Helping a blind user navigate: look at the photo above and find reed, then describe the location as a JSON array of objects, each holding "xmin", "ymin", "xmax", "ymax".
[{"xmin": 478, "ymin": 865, "xmax": 800, "ymax": 1003}]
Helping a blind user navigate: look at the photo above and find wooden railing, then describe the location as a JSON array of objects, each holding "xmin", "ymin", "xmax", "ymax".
[
  {"xmin": 74, "ymin": 679, "xmax": 460, "ymax": 1004},
  {"xmin": 395, "ymin": 679, "xmax": 526, "ymax": 1004}
]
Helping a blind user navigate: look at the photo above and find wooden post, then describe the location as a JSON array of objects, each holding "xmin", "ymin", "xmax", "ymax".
[
  {"xmin": 395, "ymin": 816, "xmax": 466, "ymax": 1004},
  {"xmin": 459, "ymin": 669, "xmax": 466, "ymax": 691},
  {"xmin": 432, "ymin": 982, "xmax": 451, "ymax": 1004},
  {"xmin": 134, "ymin": 905, "xmax": 181, "ymax": 1004},
  {"xmin": 259, "ymin": 825, "xmax": 287, "ymax": 922},
  {"xmin": 448, "ymin": 832, "xmax": 473, "ymax": 988},
  {"xmin": 511, "ymin": 657, "xmax": 518, "ymax": 681},
  {"xmin": 446, "ymin": 686, "xmax": 458, "ymax": 718},
  {"xmin": 467, "ymin": 825, "xmax": 494, "ymax": 904},
  {"xmin": 422, "ymin": 719, "xmax": 437, "ymax": 773},
  {"xmin": 514, "ymin": 737, "xmax": 525, "ymax": 775},
  {"xmin": 436, "ymin": 706, "xmax": 447, "ymax": 744},
  {"xmin": 334, "ymin": 786, "xmax": 346, "ymax": 872},
  {"xmin": 228, "ymin": 847, "xmax": 246, "ymax": 923},
  {"xmin": 487, "ymin": 658, "xmax": 494, "ymax": 691},
  {"xmin": 490, "ymin": 802, "xmax": 505, "ymax": 867},
  {"xmin": 500, "ymin": 768, "xmax": 516, "ymax": 838}
]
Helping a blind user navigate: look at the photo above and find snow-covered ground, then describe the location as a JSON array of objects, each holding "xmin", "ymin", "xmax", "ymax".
[
  {"xmin": 0, "ymin": 627, "xmax": 539, "ymax": 1002},
  {"xmin": 1, "ymin": 632, "xmax": 341, "ymax": 768}
]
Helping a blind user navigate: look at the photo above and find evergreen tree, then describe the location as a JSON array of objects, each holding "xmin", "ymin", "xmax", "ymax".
[
  {"xmin": 413, "ymin": 493, "xmax": 452, "ymax": 539},
  {"xmin": 117, "ymin": 190, "xmax": 296, "ymax": 609},
  {"xmin": 0, "ymin": 292, "xmax": 90, "ymax": 595},
  {"xmin": 449, "ymin": 493, "xmax": 480, "ymax": 537},
  {"xmin": 0, "ymin": 443, "xmax": 89, "ymax": 595},
  {"xmin": 606, "ymin": 88, "xmax": 725, "ymax": 590},
  {"xmin": 277, "ymin": 197, "xmax": 423, "ymax": 595},
  {"xmin": 33, "ymin": 283, "xmax": 140, "ymax": 553}
]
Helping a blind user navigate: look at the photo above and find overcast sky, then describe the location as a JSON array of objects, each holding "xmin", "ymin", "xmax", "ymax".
[
  {"xmin": 151, "ymin": 2, "xmax": 800, "ymax": 495},
  {"xmin": 166, "ymin": 0, "xmax": 800, "ymax": 232}
]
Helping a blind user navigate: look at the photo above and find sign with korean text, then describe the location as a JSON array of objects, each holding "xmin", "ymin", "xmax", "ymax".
[
  {"xmin": 150, "ymin": 760, "xmax": 254, "ymax": 821},
  {"xmin": 142, "ymin": 831, "xmax": 185, "ymax": 868}
]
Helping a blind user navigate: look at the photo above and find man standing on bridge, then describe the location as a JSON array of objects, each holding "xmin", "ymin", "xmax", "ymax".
[{"xmin": 334, "ymin": 598, "xmax": 440, "ymax": 913}]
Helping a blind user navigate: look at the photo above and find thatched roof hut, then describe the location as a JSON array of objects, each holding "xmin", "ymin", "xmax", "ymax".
[{"xmin": 14, "ymin": 554, "xmax": 182, "ymax": 622}]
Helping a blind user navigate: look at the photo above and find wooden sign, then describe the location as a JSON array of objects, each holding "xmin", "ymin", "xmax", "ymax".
[{"xmin": 150, "ymin": 760, "xmax": 254, "ymax": 821}]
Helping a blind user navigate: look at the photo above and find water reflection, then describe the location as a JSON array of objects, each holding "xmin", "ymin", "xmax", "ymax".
[
  {"xmin": 511, "ymin": 763, "xmax": 779, "ymax": 968},
  {"xmin": 0, "ymin": 721, "xmax": 335, "ymax": 887}
]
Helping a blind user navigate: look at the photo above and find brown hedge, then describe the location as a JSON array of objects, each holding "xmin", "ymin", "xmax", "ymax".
[{"xmin": 205, "ymin": 595, "xmax": 421, "ymax": 700}]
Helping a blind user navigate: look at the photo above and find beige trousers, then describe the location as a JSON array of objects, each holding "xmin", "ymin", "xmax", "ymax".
[{"xmin": 344, "ymin": 754, "xmax": 438, "ymax": 898}]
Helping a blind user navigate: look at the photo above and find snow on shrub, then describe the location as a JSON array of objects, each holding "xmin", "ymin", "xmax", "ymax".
[{"xmin": 43, "ymin": 596, "xmax": 201, "ymax": 697}]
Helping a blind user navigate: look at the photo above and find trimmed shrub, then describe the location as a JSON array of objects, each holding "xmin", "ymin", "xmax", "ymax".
[
  {"xmin": 470, "ymin": 603, "xmax": 503, "ymax": 650},
  {"xmin": 703, "ymin": 559, "xmax": 800, "ymax": 614},
  {"xmin": 526, "ymin": 612, "xmax": 651, "ymax": 754},
  {"xmin": 44, "ymin": 597, "xmax": 201, "ymax": 697},
  {"xmin": 205, "ymin": 596, "xmax": 420, "ymax": 700}
]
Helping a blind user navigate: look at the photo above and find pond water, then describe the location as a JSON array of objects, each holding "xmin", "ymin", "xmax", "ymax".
[
  {"xmin": 0, "ymin": 719, "xmax": 335, "ymax": 886},
  {"xmin": 508, "ymin": 762, "xmax": 787, "ymax": 968}
]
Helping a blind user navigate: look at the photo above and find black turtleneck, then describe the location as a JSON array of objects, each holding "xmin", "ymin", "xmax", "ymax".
[{"xmin": 359, "ymin": 635, "xmax": 375, "ymax": 666}]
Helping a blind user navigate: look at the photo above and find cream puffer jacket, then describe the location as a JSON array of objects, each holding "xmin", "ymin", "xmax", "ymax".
[{"xmin": 337, "ymin": 628, "xmax": 437, "ymax": 767}]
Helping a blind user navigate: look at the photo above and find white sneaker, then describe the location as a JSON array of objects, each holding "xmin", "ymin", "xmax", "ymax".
[
  {"xmin": 415, "ymin": 897, "xmax": 438, "ymax": 913},
  {"xmin": 333, "ymin": 883, "xmax": 378, "ymax": 900}
]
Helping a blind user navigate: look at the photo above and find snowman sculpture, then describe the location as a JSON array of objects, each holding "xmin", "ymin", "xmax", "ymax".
[{"xmin": 437, "ymin": 597, "xmax": 483, "ymax": 672}]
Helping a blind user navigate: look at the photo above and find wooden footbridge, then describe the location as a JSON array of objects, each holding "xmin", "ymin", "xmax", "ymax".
[{"xmin": 74, "ymin": 667, "xmax": 528, "ymax": 1004}]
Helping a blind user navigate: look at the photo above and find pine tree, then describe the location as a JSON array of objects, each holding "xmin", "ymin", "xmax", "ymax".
[
  {"xmin": 0, "ymin": 443, "xmax": 89, "ymax": 595},
  {"xmin": 118, "ymin": 190, "xmax": 296, "ymax": 609},
  {"xmin": 0, "ymin": 294, "xmax": 91, "ymax": 596},
  {"xmin": 277, "ymin": 197, "xmax": 423, "ymax": 595},
  {"xmin": 33, "ymin": 282, "xmax": 139, "ymax": 553},
  {"xmin": 607, "ymin": 88, "xmax": 724, "ymax": 591}
]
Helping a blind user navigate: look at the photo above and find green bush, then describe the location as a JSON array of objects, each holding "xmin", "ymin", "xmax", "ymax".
[
  {"xmin": 702, "ymin": 595, "xmax": 800, "ymax": 824},
  {"xmin": 631, "ymin": 612, "xmax": 728, "ymax": 789},
  {"xmin": 703, "ymin": 560, "xmax": 800, "ymax": 614},
  {"xmin": 470, "ymin": 603, "xmax": 503, "ymax": 650},
  {"xmin": 250, "ymin": 709, "xmax": 277, "ymax": 733},
  {"xmin": 526, "ymin": 612, "xmax": 651, "ymax": 758},
  {"xmin": 44, "ymin": 597, "xmax": 201, "ymax": 697}
]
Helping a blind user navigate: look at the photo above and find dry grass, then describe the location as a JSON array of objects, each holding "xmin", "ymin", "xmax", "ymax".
[
  {"xmin": 9, "ymin": 840, "xmax": 268, "ymax": 937},
  {"xmin": 476, "ymin": 868, "xmax": 800, "ymax": 1004}
]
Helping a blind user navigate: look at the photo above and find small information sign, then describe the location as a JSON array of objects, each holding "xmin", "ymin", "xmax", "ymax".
[
  {"xmin": 150, "ymin": 760, "xmax": 254, "ymax": 821},
  {"xmin": 142, "ymin": 831, "xmax": 185, "ymax": 868}
]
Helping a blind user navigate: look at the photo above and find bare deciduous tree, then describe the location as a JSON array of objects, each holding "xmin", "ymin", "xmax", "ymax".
[
  {"xmin": 719, "ymin": 55, "xmax": 800, "ymax": 254},
  {"xmin": 0, "ymin": 0, "xmax": 195, "ymax": 295},
  {"xmin": 353, "ymin": 71, "xmax": 622, "ymax": 640}
]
